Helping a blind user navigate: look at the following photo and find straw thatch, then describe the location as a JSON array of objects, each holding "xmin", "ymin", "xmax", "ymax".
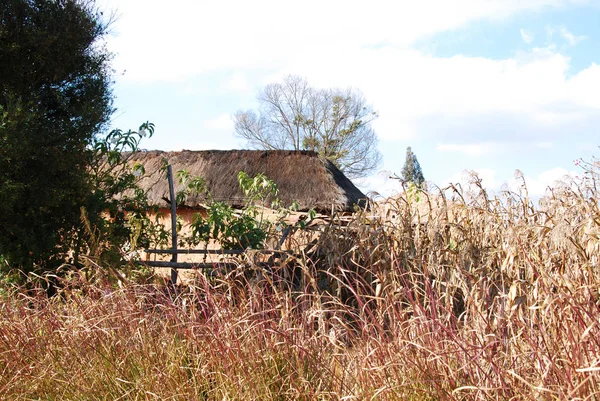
[{"xmin": 128, "ymin": 150, "xmax": 367, "ymax": 213}]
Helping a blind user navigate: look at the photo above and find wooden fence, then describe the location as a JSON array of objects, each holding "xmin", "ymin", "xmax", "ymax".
[{"xmin": 142, "ymin": 165, "xmax": 292, "ymax": 284}]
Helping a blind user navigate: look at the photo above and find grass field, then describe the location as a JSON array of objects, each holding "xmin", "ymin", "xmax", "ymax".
[{"xmin": 1, "ymin": 172, "xmax": 599, "ymax": 400}]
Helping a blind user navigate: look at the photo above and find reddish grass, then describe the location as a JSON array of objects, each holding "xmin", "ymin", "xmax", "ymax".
[{"xmin": 1, "ymin": 172, "xmax": 600, "ymax": 400}]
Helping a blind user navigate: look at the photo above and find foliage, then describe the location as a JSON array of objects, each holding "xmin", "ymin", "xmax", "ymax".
[
  {"xmin": 0, "ymin": 0, "xmax": 113, "ymax": 274},
  {"xmin": 400, "ymin": 146, "xmax": 425, "ymax": 188},
  {"xmin": 180, "ymin": 172, "xmax": 279, "ymax": 250},
  {"xmin": 233, "ymin": 75, "xmax": 381, "ymax": 179},
  {"xmin": 237, "ymin": 171, "xmax": 279, "ymax": 208},
  {"xmin": 190, "ymin": 201, "xmax": 269, "ymax": 250},
  {"xmin": 82, "ymin": 121, "xmax": 172, "ymax": 271},
  {"xmin": 175, "ymin": 169, "xmax": 208, "ymax": 206},
  {"xmin": 177, "ymin": 170, "xmax": 312, "ymax": 250}
]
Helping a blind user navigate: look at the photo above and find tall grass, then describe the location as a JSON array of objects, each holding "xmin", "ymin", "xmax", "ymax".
[{"xmin": 1, "ymin": 169, "xmax": 599, "ymax": 400}]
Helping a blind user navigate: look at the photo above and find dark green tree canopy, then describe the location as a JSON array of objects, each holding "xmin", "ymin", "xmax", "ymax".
[
  {"xmin": 233, "ymin": 75, "xmax": 382, "ymax": 179},
  {"xmin": 0, "ymin": 0, "xmax": 114, "ymax": 273},
  {"xmin": 400, "ymin": 147, "xmax": 425, "ymax": 188}
]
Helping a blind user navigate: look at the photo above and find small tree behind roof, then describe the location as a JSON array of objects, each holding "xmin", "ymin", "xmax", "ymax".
[{"xmin": 401, "ymin": 147, "xmax": 426, "ymax": 188}]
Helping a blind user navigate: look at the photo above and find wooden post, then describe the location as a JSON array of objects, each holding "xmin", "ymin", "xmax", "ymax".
[{"xmin": 167, "ymin": 165, "xmax": 178, "ymax": 285}]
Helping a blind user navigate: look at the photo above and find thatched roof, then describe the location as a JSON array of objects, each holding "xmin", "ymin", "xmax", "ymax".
[{"xmin": 128, "ymin": 150, "xmax": 367, "ymax": 213}]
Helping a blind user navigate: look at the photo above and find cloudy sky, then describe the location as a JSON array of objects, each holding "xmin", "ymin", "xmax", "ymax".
[{"xmin": 99, "ymin": 0, "xmax": 600, "ymax": 197}]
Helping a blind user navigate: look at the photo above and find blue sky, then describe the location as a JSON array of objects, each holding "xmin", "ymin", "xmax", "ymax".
[{"xmin": 100, "ymin": 0, "xmax": 600, "ymax": 197}]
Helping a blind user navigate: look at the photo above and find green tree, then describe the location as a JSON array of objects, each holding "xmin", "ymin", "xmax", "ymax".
[
  {"xmin": 0, "ymin": 0, "xmax": 114, "ymax": 274},
  {"xmin": 400, "ymin": 147, "xmax": 425, "ymax": 188},
  {"xmin": 233, "ymin": 75, "xmax": 381, "ymax": 179}
]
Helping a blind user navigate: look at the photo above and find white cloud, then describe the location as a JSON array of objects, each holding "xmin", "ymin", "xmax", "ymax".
[
  {"xmin": 224, "ymin": 73, "xmax": 251, "ymax": 93},
  {"xmin": 203, "ymin": 114, "xmax": 234, "ymax": 131},
  {"xmin": 441, "ymin": 167, "xmax": 576, "ymax": 198},
  {"xmin": 520, "ymin": 28, "xmax": 534, "ymax": 44},
  {"xmin": 444, "ymin": 168, "xmax": 501, "ymax": 191},
  {"xmin": 546, "ymin": 25, "xmax": 587, "ymax": 46},
  {"xmin": 104, "ymin": 0, "xmax": 584, "ymax": 84},
  {"xmin": 508, "ymin": 167, "xmax": 576, "ymax": 196},
  {"xmin": 565, "ymin": 63, "xmax": 600, "ymax": 108},
  {"xmin": 149, "ymin": 137, "xmax": 237, "ymax": 152},
  {"xmin": 437, "ymin": 141, "xmax": 562, "ymax": 158},
  {"xmin": 367, "ymin": 48, "xmax": 600, "ymax": 142},
  {"xmin": 558, "ymin": 26, "xmax": 587, "ymax": 46},
  {"xmin": 436, "ymin": 142, "xmax": 499, "ymax": 157},
  {"xmin": 535, "ymin": 142, "xmax": 553, "ymax": 149},
  {"xmin": 357, "ymin": 170, "xmax": 404, "ymax": 198}
]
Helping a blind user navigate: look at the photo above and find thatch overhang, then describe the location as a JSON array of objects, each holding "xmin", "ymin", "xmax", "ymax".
[{"xmin": 127, "ymin": 150, "xmax": 367, "ymax": 213}]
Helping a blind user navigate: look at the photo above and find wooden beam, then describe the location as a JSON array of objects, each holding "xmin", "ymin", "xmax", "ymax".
[
  {"xmin": 145, "ymin": 248, "xmax": 245, "ymax": 255},
  {"xmin": 144, "ymin": 248, "xmax": 289, "ymax": 255},
  {"xmin": 167, "ymin": 165, "xmax": 178, "ymax": 284},
  {"xmin": 144, "ymin": 261, "xmax": 240, "ymax": 270}
]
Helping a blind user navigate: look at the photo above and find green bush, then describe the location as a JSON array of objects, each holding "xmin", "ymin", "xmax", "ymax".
[{"xmin": 0, "ymin": 0, "xmax": 113, "ymax": 274}]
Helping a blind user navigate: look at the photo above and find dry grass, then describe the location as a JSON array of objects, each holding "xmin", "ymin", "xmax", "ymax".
[{"xmin": 1, "ymin": 169, "xmax": 600, "ymax": 400}]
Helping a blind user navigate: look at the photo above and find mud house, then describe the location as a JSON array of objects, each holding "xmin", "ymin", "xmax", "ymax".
[{"xmin": 127, "ymin": 150, "xmax": 367, "ymax": 260}]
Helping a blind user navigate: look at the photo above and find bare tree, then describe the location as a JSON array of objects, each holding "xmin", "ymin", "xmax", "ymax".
[{"xmin": 233, "ymin": 75, "xmax": 382, "ymax": 179}]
